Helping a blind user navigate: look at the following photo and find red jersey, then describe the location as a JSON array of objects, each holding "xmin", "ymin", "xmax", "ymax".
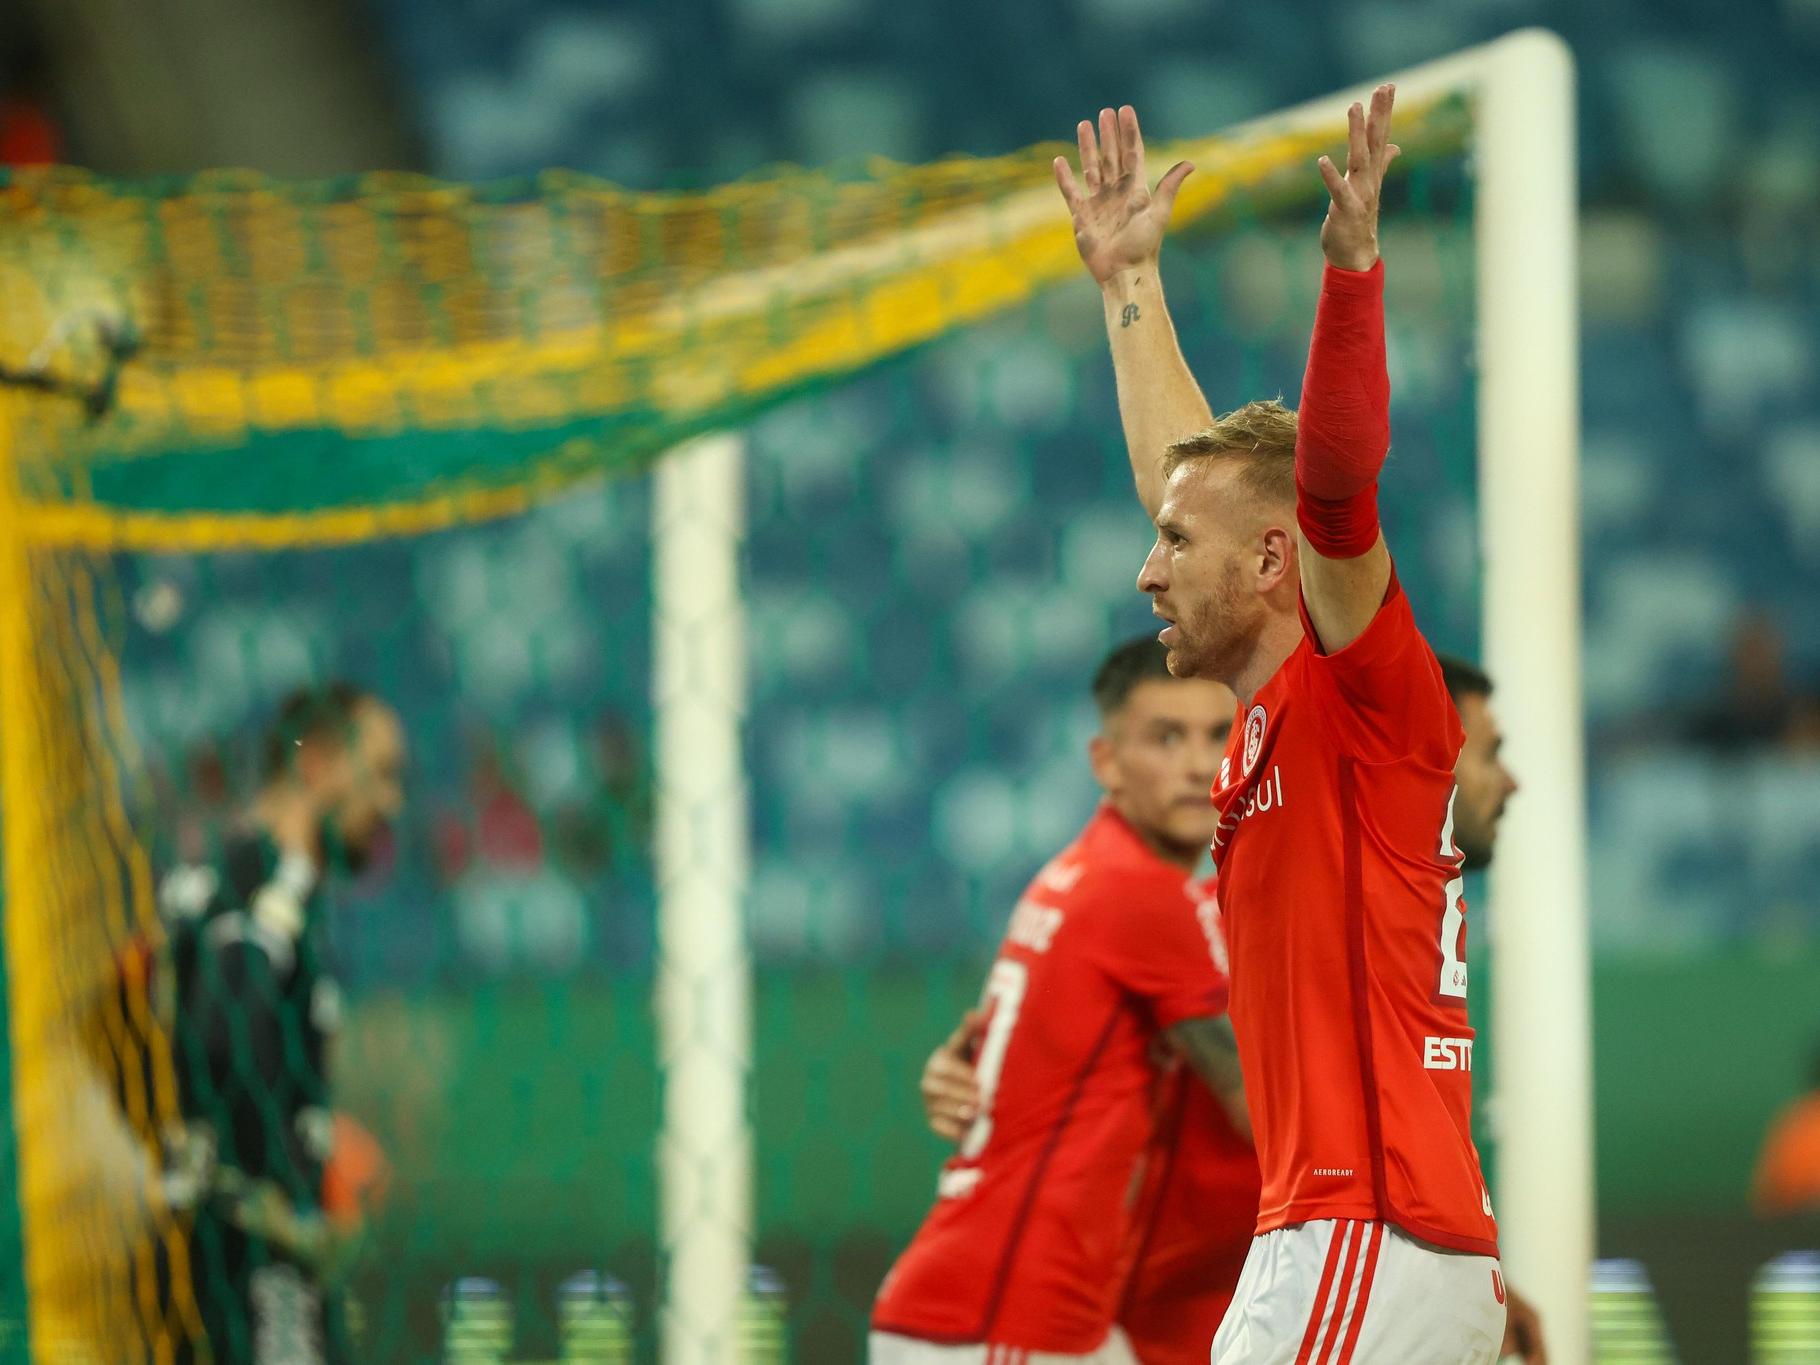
[
  {"xmin": 1116, "ymin": 1069, "xmax": 1259, "ymax": 1365},
  {"xmin": 1209, "ymin": 578, "xmax": 1497, "ymax": 1256},
  {"xmin": 873, "ymin": 805, "xmax": 1231, "ymax": 1353},
  {"xmin": 1115, "ymin": 893, "xmax": 1260, "ymax": 1365}
]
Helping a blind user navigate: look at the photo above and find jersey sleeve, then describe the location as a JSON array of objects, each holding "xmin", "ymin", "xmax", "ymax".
[
  {"xmin": 1086, "ymin": 873, "xmax": 1230, "ymax": 1031},
  {"xmin": 1298, "ymin": 571, "xmax": 1461, "ymax": 766}
]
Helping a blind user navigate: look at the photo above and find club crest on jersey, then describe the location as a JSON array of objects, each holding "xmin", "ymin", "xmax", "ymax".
[{"xmin": 1241, "ymin": 704, "xmax": 1268, "ymax": 778}]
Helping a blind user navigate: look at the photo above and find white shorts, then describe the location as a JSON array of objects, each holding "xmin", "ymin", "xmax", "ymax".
[
  {"xmin": 1210, "ymin": 1220, "xmax": 1505, "ymax": 1365},
  {"xmin": 869, "ymin": 1330, "xmax": 1131, "ymax": 1365}
]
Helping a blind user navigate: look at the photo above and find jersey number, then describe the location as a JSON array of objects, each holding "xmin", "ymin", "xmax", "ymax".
[
  {"xmin": 1436, "ymin": 788, "xmax": 1469, "ymax": 1002},
  {"xmin": 958, "ymin": 960, "xmax": 1028, "ymax": 1161}
]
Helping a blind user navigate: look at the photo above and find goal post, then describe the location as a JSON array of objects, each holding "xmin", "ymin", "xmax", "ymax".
[
  {"xmin": 653, "ymin": 431, "xmax": 753, "ymax": 1365},
  {"xmin": 1466, "ymin": 34, "xmax": 1593, "ymax": 1362}
]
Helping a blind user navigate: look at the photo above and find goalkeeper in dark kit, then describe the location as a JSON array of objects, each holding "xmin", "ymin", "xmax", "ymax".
[{"xmin": 157, "ymin": 683, "xmax": 406, "ymax": 1364}]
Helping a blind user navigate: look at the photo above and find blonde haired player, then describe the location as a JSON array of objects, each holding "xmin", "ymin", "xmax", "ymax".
[{"xmin": 1053, "ymin": 92, "xmax": 1508, "ymax": 1362}]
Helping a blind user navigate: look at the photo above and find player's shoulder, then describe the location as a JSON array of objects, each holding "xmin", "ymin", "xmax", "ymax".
[
  {"xmin": 1066, "ymin": 870, "xmax": 1197, "ymax": 941},
  {"xmin": 1015, "ymin": 847, "xmax": 1190, "ymax": 965},
  {"xmin": 1061, "ymin": 810, "xmax": 1193, "ymax": 904},
  {"xmin": 1293, "ymin": 578, "xmax": 1456, "ymax": 724},
  {"xmin": 1291, "ymin": 572, "xmax": 1425, "ymax": 668}
]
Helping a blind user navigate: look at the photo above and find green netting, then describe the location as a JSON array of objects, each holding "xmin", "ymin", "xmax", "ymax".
[{"xmin": 0, "ymin": 104, "xmax": 1480, "ymax": 1363}]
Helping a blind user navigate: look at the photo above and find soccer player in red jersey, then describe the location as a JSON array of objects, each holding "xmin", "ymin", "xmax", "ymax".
[
  {"xmin": 1052, "ymin": 90, "xmax": 1509, "ymax": 1360},
  {"xmin": 921, "ymin": 904, "xmax": 1258, "ymax": 1365},
  {"xmin": 871, "ymin": 637, "xmax": 1250, "ymax": 1364}
]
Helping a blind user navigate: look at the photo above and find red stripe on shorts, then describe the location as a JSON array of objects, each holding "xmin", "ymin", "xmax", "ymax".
[
  {"xmin": 1294, "ymin": 1221, "xmax": 1353, "ymax": 1365},
  {"xmin": 1333, "ymin": 1222, "xmax": 1386, "ymax": 1364},
  {"xmin": 1314, "ymin": 1219, "xmax": 1366, "ymax": 1363}
]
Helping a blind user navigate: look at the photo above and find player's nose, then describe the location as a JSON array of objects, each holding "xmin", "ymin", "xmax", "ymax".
[
  {"xmin": 1186, "ymin": 740, "xmax": 1222, "ymax": 783},
  {"xmin": 1137, "ymin": 541, "xmax": 1167, "ymax": 593}
]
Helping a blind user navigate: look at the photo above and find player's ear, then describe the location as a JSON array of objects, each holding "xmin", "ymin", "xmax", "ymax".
[
  {"xmin": 1257, "ymin": 524, "xmax": 1295, "ymax": 591},
  {"xmin": 1088, "ymin": 732, "xmax": 1118, "ymax": 793}
]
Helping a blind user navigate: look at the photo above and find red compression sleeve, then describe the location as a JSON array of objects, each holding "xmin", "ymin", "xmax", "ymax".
[{"xmin": 1295, "ymin": 260, "xmax": 1390, "ymax": 558}]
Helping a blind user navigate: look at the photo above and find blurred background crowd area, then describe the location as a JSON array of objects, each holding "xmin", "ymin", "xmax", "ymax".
[
  {"xmin": 4, "ymin": 0, "xmax": 1820, "ymax": 1353},
  {"xmin": 8, "ymin": 0, "xmax": 1817, "ymax": 965}
]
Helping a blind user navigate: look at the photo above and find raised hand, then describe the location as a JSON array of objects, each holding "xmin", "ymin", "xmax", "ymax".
[
  {"xmin": 1053, "ymin": 106, "xmax": 1194, "ymax": 286},
  {"xmin": 1317, "ymin": 83, "xmax": 1401, "ymax": 272}
]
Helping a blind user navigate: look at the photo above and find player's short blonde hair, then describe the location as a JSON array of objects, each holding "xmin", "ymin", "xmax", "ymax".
[{"xmin": 1163, "ymin": 399, "xmax": 1298, "ymax": 510}]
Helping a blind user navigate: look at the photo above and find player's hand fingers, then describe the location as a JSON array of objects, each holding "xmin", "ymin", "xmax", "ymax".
[
  {"xmin": 925, "ymin": 1073, "xmax": 980, "ymax": 1111},
  {"xmin": 1317, "ymin": 155, "xmax": 1351, "ymax": 204},
  {"xmin": 1120, "ymin": 105, "xmax": 1144, "ymax": 179},
  {"xmin": 1054, "ymin": 156, "xmax": 1084, "ymax": 212},
  {"xmin": 945, "ymin": 1006, "xmax": 987, "ymax": 1056},
  {"xmin": 923, "ymin": 1079, "xmax": 976, "ymax": 1132},
  {"xmin": 1518, "ymin": 1312, "xmax": 1547, "ymax": 1364},
  {"xmin": 1099, "ymin": 106, "xmax": 1123, "ymax": 182},
  {"xmin": 1365, "ymin": 83, "xmax": 1394, "ymax": 161},
  {"xmin": 1077, "ymin": 121, "xmax": 1101, "ymax": 193},
  {"xmin": 925, "ymin": 1053, "xmax": 980, "ymax": 1096},
  {"xmin": 926, "ymin": 1100, "xmax": 977, "ymax": 1135},
  {"xmin": 1346, "ymin": 100, "xmax": 1369, "ymax": 177},
  {"xmin": 930, "ymin": 1087, "xmax": 977, "ymax": 1117},
  {"xmin": 1153, "ymin": 160, "xmax": 1194, "ymax": 218}
]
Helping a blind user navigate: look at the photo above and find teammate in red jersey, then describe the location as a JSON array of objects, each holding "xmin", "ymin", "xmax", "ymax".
[
  {"xmin": 871, "ymin": 636, "xmax": 1249, "ymax": 1364},
  {"xmin": 919, "ymin": 656, "xmax": 1550, "ymax": 1364},
  {"xmin": 921, "ymin": 901, "xmax": 1257, "ymax": 1365},
  {"xmin": 1053, "ymin": 90, "xmax": 1508, "ymax": 1360}
]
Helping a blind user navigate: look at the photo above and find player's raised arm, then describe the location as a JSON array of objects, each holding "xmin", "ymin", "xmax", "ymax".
[
  {"xmin": 1054, "ymin": 106, "xmax": 1209, "ymax": 521},
  {"xmin": 1166, "ymin": 1014, "xmax": 1253, "ymax": 1142},
  {"xmin": 1295, "ymin": 83, "xmax": 1400, "ymax": 654}
]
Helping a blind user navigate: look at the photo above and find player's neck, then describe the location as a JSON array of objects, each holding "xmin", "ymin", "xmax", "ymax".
[
  {"xmin": 1105, "ymin": 800, "xmax": 1205, "ymax": 872},
  {"xmin": 1134, "ymin": 824, "xmax": 1206, "ymax": 873},
  {"xmin": 1228, "ymin": 611, "xmax": 1304, "ymax": 705}
]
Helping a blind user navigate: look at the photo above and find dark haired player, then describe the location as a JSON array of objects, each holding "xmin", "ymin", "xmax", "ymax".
[{"xmin": 871, "ymin": 637, "xmax": 1248, "ymax": 1364}]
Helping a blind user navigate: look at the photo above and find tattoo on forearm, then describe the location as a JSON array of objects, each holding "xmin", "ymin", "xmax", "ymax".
[{"xmin": 1120, "ymin": 302, "xmax": 1141, "ymax": 328}]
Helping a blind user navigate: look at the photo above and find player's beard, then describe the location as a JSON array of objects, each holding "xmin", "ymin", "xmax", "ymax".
[
  {"xmin": 1154, "ymin": 815, "xmax": 1218, "ymax": 864},
  {"xmin": 1168, "ymin": 558, "xmax": 1261, "ymax": 686},
  {"xmin": 324, "ymin": 809, "xmax": 378, "ymax": 875}
]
